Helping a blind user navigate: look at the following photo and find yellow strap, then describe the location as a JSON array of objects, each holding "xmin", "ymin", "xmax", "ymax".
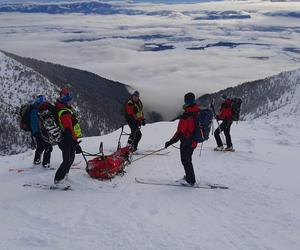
[
  {"xmin": 74, "ymin": 123, "xmax": 82, "ymax": 137},
  {"xmin": 57, "ymin": 108, "xmax": 82, "ymax": 137}
]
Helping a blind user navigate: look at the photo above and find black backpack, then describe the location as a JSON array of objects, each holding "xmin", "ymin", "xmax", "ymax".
[
  {"xmin": 231, "ymin": 98, "xmax": 243, "ymax": 121},
  {"xmin": 38, "ymin": 102, "xmax": 62, "ymax": 145},
  {"xmin": 192, "ymin": 109, "xmax": 214, "ymax": 143},
  {"xmin": 20, "ymin": 104, "xmax": 33, "ymax": 131}
]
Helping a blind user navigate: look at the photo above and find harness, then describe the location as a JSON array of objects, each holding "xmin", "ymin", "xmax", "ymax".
[
  {"xmin": 127, "ymin": 99, "xmax": 143, "ymax": 119},
  {"xmin": 57, "ymin": 107, "xmax": 82, "ymax": 137}
]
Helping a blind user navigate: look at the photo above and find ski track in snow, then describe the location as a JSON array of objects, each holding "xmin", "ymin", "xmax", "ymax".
[{"xmin": 1, "ymin": 115, "xmax": 300, "ymax": 250}]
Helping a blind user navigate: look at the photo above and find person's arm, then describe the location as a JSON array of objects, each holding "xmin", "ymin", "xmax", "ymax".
[
  {"xmin": 60, "ymin": 112, "xmax": 77, "ymax": 141},
  {"xmin": 30, "ymin": 109, "xmax": 39, "ymax": 135},
  {"xmin": 165, "ymin": 119, "xmax": 186, "ymax": 148}
]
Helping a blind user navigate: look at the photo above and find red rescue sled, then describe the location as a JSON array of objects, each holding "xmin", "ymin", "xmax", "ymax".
[{"xmin": 86, "ymin": 146, "xmax": 131, "ymax": 180}]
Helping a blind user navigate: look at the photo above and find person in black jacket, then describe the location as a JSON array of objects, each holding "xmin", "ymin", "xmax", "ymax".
[
  {"xmin": 30, "ymin": 95, "xmax": 53, "ymax": 168},
  {"xmin": 164, "ymin": 92, "xmax": 200, "ymax": 186}
]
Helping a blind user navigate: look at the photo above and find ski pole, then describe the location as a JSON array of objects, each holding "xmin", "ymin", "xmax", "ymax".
[
  {"xmin": 199, "ymin": 142, "xmax": 204, "ymax": 157},
  {"xmin": 117, "ymin": 125, "xmax": 124, "ymax": 150},
  {"xmin": 131, "ymin": 147, "xmax": 166, "ymax": 163}
]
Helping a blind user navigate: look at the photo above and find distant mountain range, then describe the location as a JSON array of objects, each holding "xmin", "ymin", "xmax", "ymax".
[
  {"xmin": 1, "ymin": 1, "xmax": 299, "ymax": 20},
  {"xmin": 0, "ymin": 1, "xmax": 146, "ymax": 15}
]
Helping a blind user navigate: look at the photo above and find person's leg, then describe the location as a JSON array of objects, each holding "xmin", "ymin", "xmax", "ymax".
[
  {"xmin": 54, "ymin": 144, "xmax": 75, "ymax": 182},
  {"xmin": 223, "ymin": 121, "xmax": 233, "ymax": 148},
  {"xmin": 214, "ymin": 122, "xmax": 226, "ymax": 147},
  {"xmin": 33, "ymin": 135, "xmax": 44, "ymax": 164},
  {"xmin": 127, "ymin": 119, "xmax": 136, "ymax": 145},
  {"xmin": 42, "ymin": 142, "xmax": 53, "ymax": 166},
  {"xmin": 133, "ymin": 129, "xmax": 142, "ymax": 151},
  {"xmin": 127, "ymin": 119, "xmax": 140, "ymax": 151},
  {"xmin": 180, "ymin": 144, "xmax": 196, "ymax": 185}
]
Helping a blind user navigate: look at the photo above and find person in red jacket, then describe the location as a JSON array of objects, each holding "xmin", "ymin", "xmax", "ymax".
[
  {"xmin": 53, "ymin": 88, "xmax": 82, "ymax": 189},
  {"xmin": 124, "ymin": 91, "xmax": 145, "ymax": 152},
  {"xmin": 214, "ymin": 95, "xmax": 234, "ymax": 151},
  {"xmin": 164, "ymin": 92, "xmax": 200, "ymax": 186}
]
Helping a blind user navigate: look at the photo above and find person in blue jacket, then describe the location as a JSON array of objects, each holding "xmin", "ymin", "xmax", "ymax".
[{"xmin": 31, "ymin": 95, "xmax": 53, "ymax": 168}]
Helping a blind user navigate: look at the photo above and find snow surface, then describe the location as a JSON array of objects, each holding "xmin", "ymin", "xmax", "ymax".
[{"xmin": 1, "ymin": 109, "xmax": 300, "ymax": 249}]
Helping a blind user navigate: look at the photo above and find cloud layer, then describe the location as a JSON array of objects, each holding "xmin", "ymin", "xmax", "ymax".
[{"xmin": 0, "ymin": 0, "xmax": 300, "ymax": 118}]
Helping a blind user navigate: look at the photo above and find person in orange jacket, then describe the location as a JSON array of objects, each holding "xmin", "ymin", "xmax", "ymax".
[
  {"xmin": 164, "ymin": 92, "xmax": 200, "ymax": 186},
  {"xmin": 124, "ymin": 91, "xmax": 145, "ymax": 152},
  {"xmin": 53, "ymin": 88, "xmax": 82, "ymax": 189},
  {"xmin": 214, "ymin": 95, "xmax": 234, "ymax": 151}
]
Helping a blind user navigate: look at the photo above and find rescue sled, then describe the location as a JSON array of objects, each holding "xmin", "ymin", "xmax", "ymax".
[
  {"xmin": 86, "ymin": 145, "xmax": 131, "ymax": 180},
  {"xmin": 83, "ymin": 126, "xmax": 132, "ymax": 180}
]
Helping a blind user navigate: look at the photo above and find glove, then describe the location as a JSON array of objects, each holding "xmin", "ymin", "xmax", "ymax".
[
  {"xmin": 75, "ymin": 144, "xmax": 82, "ymax": 154},
  {"xmin": 165, "ymin": 141, "xmax": 172, "ymax": 149},
  {"xmin": 141, "ymin": 119, "xmax": 146, "ymax": 126}
]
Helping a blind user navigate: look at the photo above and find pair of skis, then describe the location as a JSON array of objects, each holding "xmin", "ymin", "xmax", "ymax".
[
  {"xmin": 9, "ymin": 161, "xmax": 82, "ymax": 173},
  {"xmin": 23, "ymin": 178, "xmax": 228, "ymax": 191},
  {"xmin": 23, "ymin": 183, "xmax": 71, "ymax": 191},
  {"xmin": 135, "ymin": 178, "xmax": 228, "ymax": 189}
]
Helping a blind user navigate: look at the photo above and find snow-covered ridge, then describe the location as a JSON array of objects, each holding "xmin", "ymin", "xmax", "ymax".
[
  {"xmin": 0, "ymin": 52, "xmax": 59, "ymax": 109},
  {"xmin": 260, "ymin": 69, "xmax": 300, "ymax": 117},
  {"xmin": 0, "ymin": 51, "xmax": 59, "ymax": 155},
  {"xmin": 197, "ymin": 68, "xmax": 300, "ymax": 120},
  {"xmin": 0, "ymin": 50, "xmax": 131, "ymax": 156}
]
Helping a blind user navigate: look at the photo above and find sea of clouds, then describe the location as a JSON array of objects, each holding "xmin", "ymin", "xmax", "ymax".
[{"xmin": 0, "ymin": 0, "xmax": 300, "ymax": 118}]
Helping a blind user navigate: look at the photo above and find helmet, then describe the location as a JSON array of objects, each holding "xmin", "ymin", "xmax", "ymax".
[
  {"xmin": 35, "ymin": 95, "xmax": 46, "ymax": 105},
  {"xmin": 59, "ymin": 88, "xmax": 73, "ymax": 104}
]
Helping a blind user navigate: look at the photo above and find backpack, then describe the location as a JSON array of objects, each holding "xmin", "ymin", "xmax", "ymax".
[
  {"xmin": 38, "ymin": 102, "xmax": 62, "ymax": 145},
  {"xmin": 231, "ymin": 98, "xmax": 242, "ymax": 121},
  {"xmin": 192, "ymin": 109, "xmax": 214, "ymax": 143},
  {"xmin": 20, "ymin": 104, "xmax": 33, "ymax": 131}
]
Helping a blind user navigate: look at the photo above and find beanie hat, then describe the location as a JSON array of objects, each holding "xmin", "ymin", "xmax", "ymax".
[
  {"xmin": 184, "ymin": 92, "xmax": 195, "ymax": 105},
  {"xmin": 133, "ymin": 91, "xmax": 140, "ymax": 98},
  {"xmin": 35, "ymin": 95, "xmax": 46, "ymax": 105}
]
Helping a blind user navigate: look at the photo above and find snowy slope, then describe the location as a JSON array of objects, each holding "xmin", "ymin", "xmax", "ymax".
[
  {"xmin": 0, "ymin": 51, "xmax": 59, "ymax": 154},
  {"xmin": 0, "ymin": 51, "xmax": 131, "ymax": 155},
  {"xmin": 196, "ymin": 68, "xmax": 300, "ymax": 120},
  {"xmin": 0, "ymin": 106, "xmax": 299, "ymax": 249}
]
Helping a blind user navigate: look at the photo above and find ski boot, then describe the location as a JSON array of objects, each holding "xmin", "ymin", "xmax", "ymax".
[
  {"xmin": 214, "ymin": 146, "xmax": 224, "ymax": 151},
  {"xmin": 51, "ymin": 179, "xmax": 71, "ymax": 190},
  {"xmin": 176, "ymin": 176, "xmax": 194, "ymax": 187},
  {"xmin": 224, "ymin": 147, "xmax": 235, "ymax": 152}
]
